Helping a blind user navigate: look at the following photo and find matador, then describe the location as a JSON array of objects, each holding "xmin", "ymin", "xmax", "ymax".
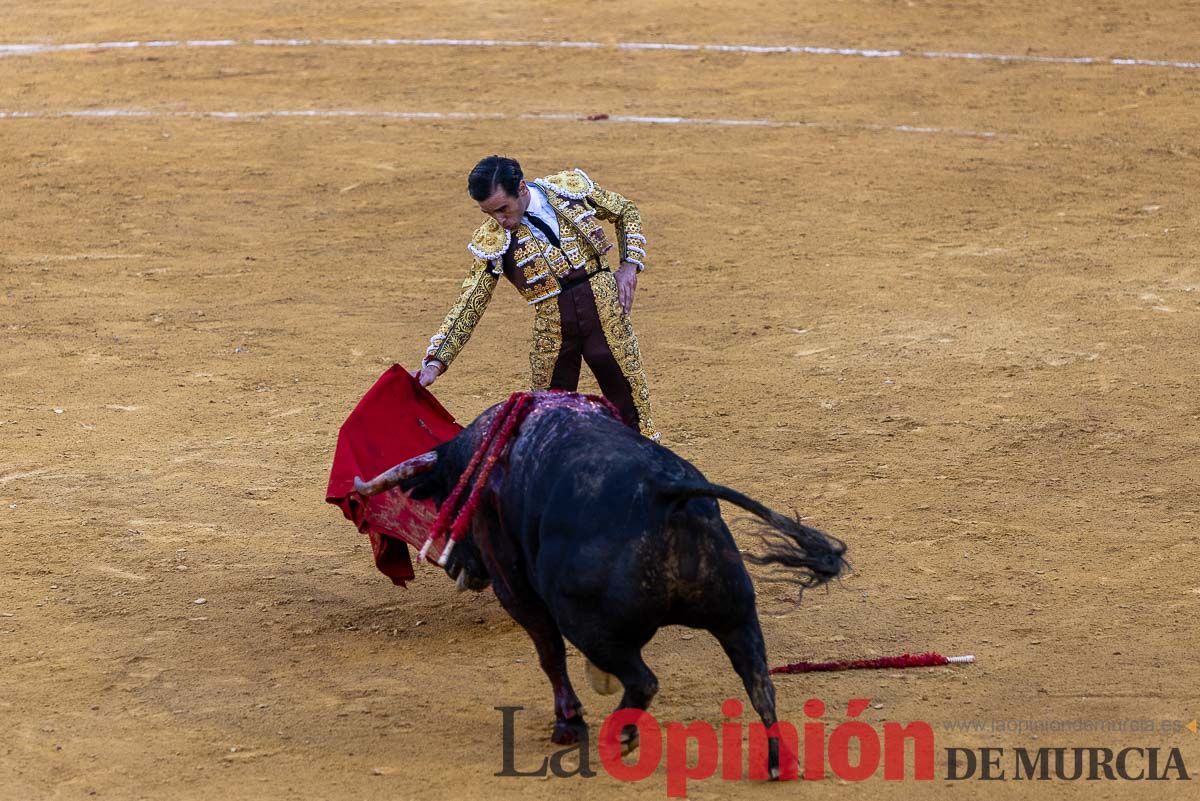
[{"xmin": 416, "ymin": 155, "xmax": 657, "ymax": 439}]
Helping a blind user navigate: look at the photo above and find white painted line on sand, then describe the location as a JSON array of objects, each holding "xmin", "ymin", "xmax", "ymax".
[
  {"xmin": 0, "ymin": 107, "xmax": 1001, "ymax": 138},
  {"xmin": 0, "ymin": 36, "xmax": 1197, "ymax": 71}
]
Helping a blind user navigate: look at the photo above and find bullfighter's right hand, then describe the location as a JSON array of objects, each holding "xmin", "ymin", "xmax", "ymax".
[{"xmin": 415, "ymin": 360, "xmax": 445, "ymax": 387}]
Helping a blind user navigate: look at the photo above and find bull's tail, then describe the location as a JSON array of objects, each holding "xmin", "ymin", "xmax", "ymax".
[{"xmin": 662, "ymin": 482, "xmax": 848, "ymax": 590}]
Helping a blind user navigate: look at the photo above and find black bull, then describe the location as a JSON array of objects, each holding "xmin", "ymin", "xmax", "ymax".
[{"xmin": 355, "ymin": 393, "xmax": 847, "ymax": 777}]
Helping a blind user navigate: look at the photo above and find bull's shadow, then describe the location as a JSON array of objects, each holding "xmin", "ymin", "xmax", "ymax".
[{"xmin": 357, "ymin": 391, "xmax": 846, "ymax": 779}]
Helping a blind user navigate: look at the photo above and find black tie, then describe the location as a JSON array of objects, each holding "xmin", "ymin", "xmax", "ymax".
[{"xmin": 526, "ymin": 213, "xmax": 562, "ymax": 250}]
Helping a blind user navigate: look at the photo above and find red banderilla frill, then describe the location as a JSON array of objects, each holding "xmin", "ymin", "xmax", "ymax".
[
  {"xmin": 418, "ymin": 392, "xmax": 536, "ymax": 567},
  {"xmin": 770, "ymin": 652, "xmax": 975, "ymax": 674}
]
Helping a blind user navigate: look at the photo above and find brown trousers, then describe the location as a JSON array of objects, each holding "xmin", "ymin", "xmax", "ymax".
[{"xmin": 529, "ymin": 271, "xmax": 657, "ymax": 439}]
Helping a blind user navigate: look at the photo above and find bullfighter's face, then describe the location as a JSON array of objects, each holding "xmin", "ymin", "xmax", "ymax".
[{"xmin": 478, "ymin": 181, "xmax": 530, "ymax": 231}]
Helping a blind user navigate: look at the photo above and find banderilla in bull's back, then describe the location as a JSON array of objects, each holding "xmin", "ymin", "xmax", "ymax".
[{"xmin": 354, "ymin": 389, "xmax": 848, "ymax": 781}]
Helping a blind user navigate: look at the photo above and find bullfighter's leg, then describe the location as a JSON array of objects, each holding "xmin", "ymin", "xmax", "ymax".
[
  {"xmin": 564, "ymin": 280, "xmax": 638, "ymax": 429},
  {"xmin": 715, "ymin": 619, "xmax": 785, "ymax": 780},
  {"xmin": 548, "ymin": 288, "xmax": 586, "ymax": 390},
  {"xmin": 530, "ymin": 298, "xmax": 577, "ymax": 391},
  {"xmin": 549, "ymin": 337, "xmax": 584, "ymax": 391},
  {"xmin": 585, "ymin": 272, "xmax": 658, "ymax": 439}
]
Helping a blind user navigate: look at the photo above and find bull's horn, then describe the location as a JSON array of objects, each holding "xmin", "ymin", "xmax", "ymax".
[{"xmin": 353, "ymin": 451, "xmax": 437, "ymax": 496}]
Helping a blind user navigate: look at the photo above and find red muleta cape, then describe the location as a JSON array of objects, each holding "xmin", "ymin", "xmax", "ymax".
[{"xmin": 325, "ymin": 365, "xmax": 463, "ymax": 585}]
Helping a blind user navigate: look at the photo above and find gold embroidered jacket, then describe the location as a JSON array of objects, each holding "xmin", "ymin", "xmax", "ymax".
[{"xmin": 423, "ymin": 168, "xmax": 648, "ymax": 369}]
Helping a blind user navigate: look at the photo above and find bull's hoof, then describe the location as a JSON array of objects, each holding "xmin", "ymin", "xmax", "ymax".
[
  {"xmin": 584, "ymin": 659, "xmax": 622, "ymax": 696},
  {"xmin": 551, "ymin": 717, "xmax": 588, "ymax": 746},
  {"xmin": 620, "ymin": 724, "xmax": 640, "ymax": 756}
]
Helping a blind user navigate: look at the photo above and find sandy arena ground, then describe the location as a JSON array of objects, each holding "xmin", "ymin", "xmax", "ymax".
[{"xmin": 2, "ymin": 2, "xmax": 1199, "ymax": 799}]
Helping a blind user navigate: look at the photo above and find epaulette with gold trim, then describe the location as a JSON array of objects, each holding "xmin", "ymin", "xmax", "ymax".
[
  {"xmin": 534, "ymin": 168, "xmax": 595, "ymax": 201},
  {"xmin": 467, "ymin": 218, "xmax": 512, "ymax": 260}
]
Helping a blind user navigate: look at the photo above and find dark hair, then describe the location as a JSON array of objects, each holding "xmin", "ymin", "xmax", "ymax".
[{"xmin": 467, "ymin": 155, "xmax": 523, "ymax": 201}]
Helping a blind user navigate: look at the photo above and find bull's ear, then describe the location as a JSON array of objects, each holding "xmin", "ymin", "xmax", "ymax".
[{"xmin": 398, "ymin": 472, "xmax": 439, "ymax": 501}]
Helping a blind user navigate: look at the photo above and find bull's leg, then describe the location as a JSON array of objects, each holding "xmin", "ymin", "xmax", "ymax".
[
  {"xmin": 581, "ymin": 645, "xmax": 658, "ymax": 754},
  {"xmin": 488, "ymin": 574, "xmax": 587, "ymax": 745},
  {"xmin": 715, "ymin": 618, "xmax": 784, "ymax": 780}
]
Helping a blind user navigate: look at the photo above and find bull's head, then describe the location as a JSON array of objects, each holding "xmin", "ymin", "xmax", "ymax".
[{"xmin": 354, "ymin": 442, "xmax": 492, "ymax": 592}]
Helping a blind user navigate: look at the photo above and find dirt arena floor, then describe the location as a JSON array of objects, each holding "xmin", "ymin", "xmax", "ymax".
[{"xmin": 3, "ymin": 2, "xmax": 1199, "ymax": 799}]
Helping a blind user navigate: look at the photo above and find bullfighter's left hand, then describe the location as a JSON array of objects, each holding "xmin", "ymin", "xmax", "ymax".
[{"xmin": 616, "ymin": 261, "xmax": 638, "ymax": 316}]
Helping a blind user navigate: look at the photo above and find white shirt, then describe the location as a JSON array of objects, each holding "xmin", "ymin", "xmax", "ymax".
[{"xmin": 523, "ymin": 184, "xmax": 561, "ymax": 244}]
